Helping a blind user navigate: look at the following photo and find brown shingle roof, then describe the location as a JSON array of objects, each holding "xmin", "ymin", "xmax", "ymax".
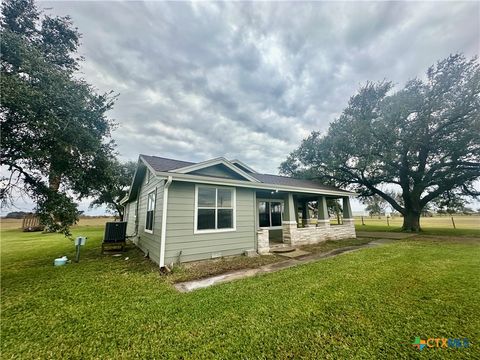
[
  {"xmin": 140, "ymin": 154, "xmax": 194, "ymax": 172},
  {"xmin": 250, "ymin": 173, "xmax": 343, "ymax": 192},
  {"xmin": 140, "ymin": 154, "xmax": 349, "ymax": 193}
]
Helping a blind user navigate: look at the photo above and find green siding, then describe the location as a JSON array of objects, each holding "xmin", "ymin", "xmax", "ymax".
[
  {"xmin": 164, "ymin": 181, "xmax": 256, "ymax": 264},
  {"xmin": 129, "ymin": 174, "xmax": 164, "ymax": 265},
  {"xmin": 189, "ymin": 164, "xmax": 249, "ymax": 180}
]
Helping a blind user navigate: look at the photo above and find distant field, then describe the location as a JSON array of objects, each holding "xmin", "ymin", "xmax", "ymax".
[
  {"xmin": 2, "ymin": 215, "xmax": 477, "ymax": 232},
  {"xmin": 354, "ymin": 215, "xmax": 479, "ymax": 229},
  {"xmin": 353, "ymin": 215, "xmax": 479, "ymax": 236},
  {"xmin": 0, "ymin": 217, "xmax": 113, "ymax": 230}
]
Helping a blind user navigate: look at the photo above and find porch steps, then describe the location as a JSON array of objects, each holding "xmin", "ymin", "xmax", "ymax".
[{"xmin": 271, "ymin": 246, "xmax": 296, "ymax": 253}]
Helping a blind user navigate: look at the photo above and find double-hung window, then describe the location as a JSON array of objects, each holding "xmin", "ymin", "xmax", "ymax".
[
  {"xmin": 195, "ymin": 186, "xmax": 235, "ymax": 233},
  {"xmin": 145, "ymin": 191, "xmax": 155, "ymax": 233}
]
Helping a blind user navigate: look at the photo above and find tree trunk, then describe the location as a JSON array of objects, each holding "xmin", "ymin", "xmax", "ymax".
[
  {"xmin": 115, "ymin": 204, "xmax": 124, "ymax": 221},
  {"xmin": 402, "ymin": 211, "xmax": 421, "ymax": 232},
  {"xmin": 49, "ymin": 174, "xmax": 62, "ymax": 191}
]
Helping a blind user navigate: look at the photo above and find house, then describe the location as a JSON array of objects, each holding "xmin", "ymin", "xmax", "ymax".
[{"xmin": 121, "ymin": 155, "xmax": 356, "ymax": 267}]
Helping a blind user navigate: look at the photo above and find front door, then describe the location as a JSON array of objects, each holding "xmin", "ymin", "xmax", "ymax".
[{"xmin": 257, "ymin": 199, "xmax": 284, "ymax": 242}]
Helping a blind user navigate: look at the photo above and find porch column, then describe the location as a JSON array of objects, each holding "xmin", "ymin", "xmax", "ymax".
[
  {"xmin": 293, "ymin": 197, "xmax": 300, "ymax": 224},
  {"xmin": 342, "ymin": 196, "xmax": 354, "ymax": 225},
  {"xmin": 301, "ymin": 201, "xmax": 308, "ymax": 227},
  {"xmin": 317, "ymin": 196, "xmax": 330, "ymax": 228},
  {"xmin": 282, "ymin": 193, "xmax": 298, "ymax": 245},
  {"xmin": 285, "ymin": 193, "xmax": 297, "ymax": 222}
]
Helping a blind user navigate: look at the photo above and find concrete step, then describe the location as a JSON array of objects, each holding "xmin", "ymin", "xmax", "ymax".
[{"xmin": 271, "ymin": 246, "xmax": 296, "ymax": 253}]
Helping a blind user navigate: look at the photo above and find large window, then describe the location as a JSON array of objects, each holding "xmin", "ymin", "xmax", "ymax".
[
  {"xmin": 258, "ymin": 200, "xmax": 284, "ymax": 228},
  {"xmin": 195, "ymin": 186, "xmax": 235, "ymax": 232},
  {"xmin": 145, "ymin": 191, "xmax": 155, "ymax": 233}
]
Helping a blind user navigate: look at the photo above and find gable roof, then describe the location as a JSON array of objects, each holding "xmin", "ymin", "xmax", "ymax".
[
  {"xmin": 134, "ymin": 154, "xmax": 353, "ymax": 196},
  {"xmin": 250, "ymin": 173, "xmax": 343, "ymax": 192},
  {"xmin": 172, "ymin": 157, "xmax": 260, "ymax": 182},
  {"xmin": 230, "ymin": 159, "xmax": 258, "ymax": 174},
  {"xmin": 140, "ymin": 154, "xmax": 194, "ymax": 172}
]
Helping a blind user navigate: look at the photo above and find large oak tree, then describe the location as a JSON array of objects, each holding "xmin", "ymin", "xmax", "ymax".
[
  {"xmin": 280, "ymin": 55, "xmax": 480, "ymax": 231},
  {"xmin": 1, "ymin": 0, "xmax": 117, "ymax": 235},
  {"xmin": 90, "ymin": 160, "xmax": 137, "ymax": 220}
]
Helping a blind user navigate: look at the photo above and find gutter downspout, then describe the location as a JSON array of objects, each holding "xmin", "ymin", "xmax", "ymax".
[{"xmin": 159, "ymin": 176, "xmax": 172, "ymax": 268}]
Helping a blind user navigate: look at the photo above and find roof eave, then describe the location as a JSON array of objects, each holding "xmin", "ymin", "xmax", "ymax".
[
  {"xmin": 153, "ymin": 171, "xmax": 355, "ymax": 197},
  {"xmin": 171, "ymin": 157, "xmax": 261, "ymax": 183},
  {"xmin": 230, "ymin": 159, "xmax": 259, "ymax": 174}
]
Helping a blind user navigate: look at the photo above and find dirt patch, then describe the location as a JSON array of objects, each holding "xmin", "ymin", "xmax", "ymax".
[
  {"xmin": 168, "ymin": 238, "xmax": 376, "ymax": 284},
  {"xmin": 167, "ymin": 254, "xmax": 283, "ymax": 283}
]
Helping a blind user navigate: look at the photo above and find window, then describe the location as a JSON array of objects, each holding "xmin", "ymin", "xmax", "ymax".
[
  {"xmin": 258, "ymin": 200, "xmax": 284, "ymax": 228},
  {"xmin": 145, "ymin": 191, "xmax": 155, "ymax": 233},
  {"xmin": 195, "ymin": 186, "xmax": 235, "ymax": 232},
  {"xmin": 146, "ymin": 170, "xmax": 151, "ymax": 184}
]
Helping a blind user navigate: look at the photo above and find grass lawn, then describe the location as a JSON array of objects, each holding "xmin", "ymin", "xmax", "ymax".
[
  {"xmin": 354, "ymin": 215, "xmax": 480, "ymax": 237},
  {"xmin": 1, "ymin": 221, "xmax": 479, "ymax": 359}
]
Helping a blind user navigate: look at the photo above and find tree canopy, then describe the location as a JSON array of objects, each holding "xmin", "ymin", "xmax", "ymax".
[
  {"xmin": 281, "ymin": 54, "xmax": 480, "ymax": 231},
  {"xmin": 362, "ymin": 195, "xmax": 387, "ymax": 217},
  {"xmin": 90, "ymin": 160, "xmax": 137, "ymax": 220},
  {"xmin": 1, "ymin": 0, "xmax": 117, "ymax": 235}
]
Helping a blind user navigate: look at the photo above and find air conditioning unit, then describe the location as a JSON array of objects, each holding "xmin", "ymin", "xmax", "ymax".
[{"xmin": 103, "ymin": 222, "xmax": 127, "ymax": 243}]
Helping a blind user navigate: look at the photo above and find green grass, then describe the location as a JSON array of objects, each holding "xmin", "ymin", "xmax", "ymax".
[
  {"xmin": 299, "ymin": 237, "xmax": 374, "ymax": 253},
  {"xmin": 355, "ymin": 224, "xmax": 480, "ymax": 236},
  {"xmin": 170, "ymin": 238, "xmax": 375, "ymax": 283},
  {"xmin": 2, "ymin": 224, "xmax": 480, "ymax": 359},
  {"xmin": 354, "ymin": 215, "xmax": 480, "ymax": 236}
]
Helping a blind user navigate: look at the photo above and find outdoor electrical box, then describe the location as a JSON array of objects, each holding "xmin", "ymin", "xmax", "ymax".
[
  {"xmin": 75, "ymin": 236, "xmax": 87, "ymax": 246},
  {"xmin": 74, "ymin": 236, "xmax": 87, "ymax": 262}
]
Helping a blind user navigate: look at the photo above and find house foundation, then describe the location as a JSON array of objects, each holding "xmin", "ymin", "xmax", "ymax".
[{"xmin": 282, "ymin": 220, "xmax": 356, "ymax": 246}]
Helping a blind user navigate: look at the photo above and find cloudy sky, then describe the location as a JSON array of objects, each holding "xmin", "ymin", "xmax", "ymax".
[{"xmin": 9, "ymin": 1, "xmax": 480, "ymax": 214}]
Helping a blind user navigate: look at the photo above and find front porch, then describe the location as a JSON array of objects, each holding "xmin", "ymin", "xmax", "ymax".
[{"xmin": 256, "ymin": 191, "xmax": 356, "ymax": 255}]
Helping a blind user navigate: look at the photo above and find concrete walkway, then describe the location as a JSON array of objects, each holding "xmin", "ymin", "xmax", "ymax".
[
  {"xmin": 174, "ymin": 239, "xmax": 396, "ymax": 293},
  {"xmin": 356, "ymin": 231, "xmax": 416, "ymax": 239}
]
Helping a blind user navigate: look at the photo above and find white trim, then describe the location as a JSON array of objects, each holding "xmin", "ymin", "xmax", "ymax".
[
  {"xmin": 144, "ymin": 229, "xmax": 153, "ymax": 234},
  {"xmin": 153, "ymin": 171, "xmax": 355, "ymax": 197},
  {"xmin": 159, "ymin": 176, "xmax": 172, "ymax": 268},
  {"xmin": 174, "ymin": 157, "xmax": 260, "ymax": 183},
  {"xmin": 194, "ymin": 184, "xmax": 237, "ymax": 234},
  {"xmin": 230, "ymin": 159, "xmax": 259, "ymax": 174},
  {"xmin": 260, "ymin": 226, "xmax": 283, "ymax": 230}
]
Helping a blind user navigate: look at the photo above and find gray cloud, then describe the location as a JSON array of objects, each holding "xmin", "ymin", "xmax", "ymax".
[{"xmin": 40, "ymin": 0, "xmax": 479, "ymax": 175}]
